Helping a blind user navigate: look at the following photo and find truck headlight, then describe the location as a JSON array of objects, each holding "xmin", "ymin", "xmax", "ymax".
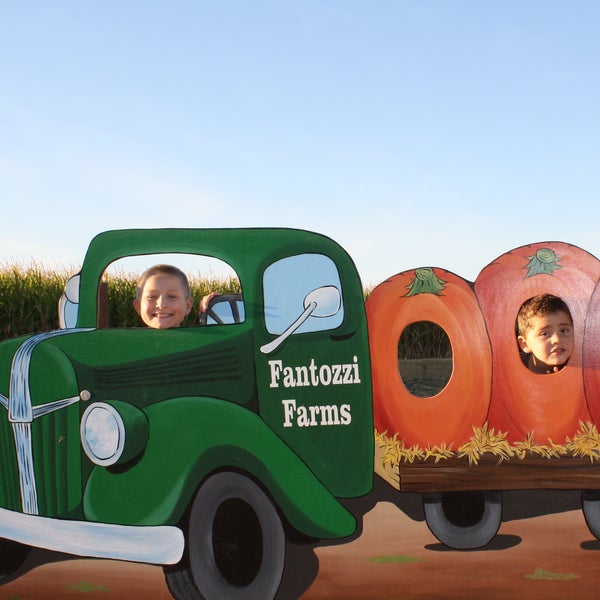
[{"xmin": 81, "ymin": 401, "xmax": 149, "ymax": 467}]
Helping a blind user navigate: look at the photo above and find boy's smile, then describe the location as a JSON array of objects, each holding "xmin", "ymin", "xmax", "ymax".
[{"xmin": 134, "ymin": 273, "xmax": 193, "ymax": 329}]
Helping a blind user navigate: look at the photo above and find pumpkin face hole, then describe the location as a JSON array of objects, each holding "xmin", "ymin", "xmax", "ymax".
[
  {"xmin": 515, "ymin": 294, "xmax": 575, "ymax": 375},
  {"xmin": 398, "ymin": 321, "xmax": 453, "ymax": 397}
]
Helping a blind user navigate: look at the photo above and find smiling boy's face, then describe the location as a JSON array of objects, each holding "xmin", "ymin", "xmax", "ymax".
[
  {"xmin": 133, "ymin": 273, "xmax": 193, "ymax": 329},
  {"xmin": 517, "ymin": 310, "xmax": 574, "ymax": 374}
]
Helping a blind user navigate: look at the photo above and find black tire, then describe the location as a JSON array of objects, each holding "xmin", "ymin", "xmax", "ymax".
[
  {"xmin": 164, "ymin": 564, "xmax": 203, "ymax": 600},
  {"xmin": 0, "ymin": 538, "xmax": 30, "ymax": 578},
  {"xmin": 423, "ymin": 491, "xmax": 502, "ymax": 549},
  {"xmin": 582, "ymin": 490, "xmax": 600, "ymax": 540},
  {"xmin": 164, "ymin": 472, "xmax": 286, "ymax": 600}
]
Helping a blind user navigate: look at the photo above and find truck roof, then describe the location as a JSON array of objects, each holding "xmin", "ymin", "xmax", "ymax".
[{"xmin": 77, "ymin": 227, "xmax": 361, "ymax": 327}]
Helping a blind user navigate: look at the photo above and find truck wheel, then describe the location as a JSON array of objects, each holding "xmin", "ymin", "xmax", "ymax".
[
  {"xmin": 0, "ymin": 538, "xmax": 30, "ymax": 578},
  {"xmin": 163, "ymin": 565, "xmax": 202, "ymax": 600},
  {"xmin": 165, "ymin": 472, "xmax": 286, "ymax": 600},
  {"xmin": 423, "ymin": 491, "xmax": 502, "ymax": 549},
  {"xmin": 582, "ymin": 491, "xmax": 600, "ymax": 540}
]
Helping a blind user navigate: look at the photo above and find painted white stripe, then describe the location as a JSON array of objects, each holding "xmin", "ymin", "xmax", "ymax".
[{"xmin": 5, "ymin": 329, "xmax": 92, "ymax": 514}]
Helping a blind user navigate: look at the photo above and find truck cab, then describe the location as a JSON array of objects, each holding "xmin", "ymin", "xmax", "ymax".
[{"xmin": 0, "ymin": 228, "xmax": 373, "ymax": 599}]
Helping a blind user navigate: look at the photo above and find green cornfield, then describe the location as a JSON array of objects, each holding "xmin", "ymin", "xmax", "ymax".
[
  {"xmin": 0, "ymin": 263, "xmax": 68, "ymax": 341},
  {"xmin": 0, "ymin": 264, "xmax": 447, "ymax": 358},
  {"xmin": 398, "ymin": 321, "xmax": 452, "ymax": 360},
  {"xmin": 0, "ymin": 263, "xmax": 241, "ymax": 341},
  {"xmin": 4, "ymin": 264, "xmax": 444, "ymax": 358}
]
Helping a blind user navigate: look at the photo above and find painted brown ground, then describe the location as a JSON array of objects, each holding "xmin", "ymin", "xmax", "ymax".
[{"xmin": 3, "ymin": 482, "xmax": 600, "ymax": 599}]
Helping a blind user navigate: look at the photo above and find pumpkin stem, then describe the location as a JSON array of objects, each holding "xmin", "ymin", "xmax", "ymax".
[
  {"xmin": 405, "ymin": 268, "xmax": 447, "ymax": 296},
  {"xmin": 525, "ymin": 248, "xmax": 562, "ymax": 277}
]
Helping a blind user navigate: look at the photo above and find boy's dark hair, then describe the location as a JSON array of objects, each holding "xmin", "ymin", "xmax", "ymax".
[
  {"xmin": 135, "ymin": 264, "xmax": 191, "ymax": 300},
  {"xmin": 517, "ymin": 294, "xmax": 572, "ymax": 336}
]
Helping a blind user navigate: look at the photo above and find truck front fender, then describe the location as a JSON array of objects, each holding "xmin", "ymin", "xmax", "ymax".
[{"xmin": 83, "ymin": 396, "xmax": 356, "ymax": 539}]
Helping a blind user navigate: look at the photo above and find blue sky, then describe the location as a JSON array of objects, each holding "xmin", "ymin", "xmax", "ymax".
[{"xmin": 1, "ymin": 1, "xmax": 599, "ymax": 287}]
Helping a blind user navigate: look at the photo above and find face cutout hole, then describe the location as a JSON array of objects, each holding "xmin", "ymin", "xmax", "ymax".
[
  {"xmin": 398, "ymin": 321, "xmax": 452, "ymax": 397},
  {"xmin": 515, "ymin": 294, "xmax": 574, "ymax": 374}
]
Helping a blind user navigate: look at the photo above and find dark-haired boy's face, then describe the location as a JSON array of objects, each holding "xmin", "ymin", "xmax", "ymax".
[
  {"xmin": 133, "ymin": 274, "xmax": 192, "ymax": 329},
  {"xmin": 517, "ymin": 310, "xmax": 574, "ymax": 373}
]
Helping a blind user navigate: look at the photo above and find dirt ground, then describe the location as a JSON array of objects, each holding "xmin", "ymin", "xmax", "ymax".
[{"xmin": 3, "ymin": 481, "xmax": 600, "ymax": 599}]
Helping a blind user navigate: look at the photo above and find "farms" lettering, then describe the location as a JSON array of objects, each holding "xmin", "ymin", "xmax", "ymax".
[
  {"xmin": 282, "ymin": 399, "xmax": 351, "ymax": 428},
  {"xmin": 269, "ymin": 356, "xmax": 361, "ymax": 389}
]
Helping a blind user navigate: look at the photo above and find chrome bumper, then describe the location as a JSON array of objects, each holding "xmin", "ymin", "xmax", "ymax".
[{"xmin": 0, "ymin": 506, "xmax": 184, "ymax": 565}]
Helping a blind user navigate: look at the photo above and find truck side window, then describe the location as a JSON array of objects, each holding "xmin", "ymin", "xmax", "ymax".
[
  {"xmin": 99, "ymin": 254, "xmax": 241, "ymax": 328},
  {"xmin": 263, "ymin": 254, "xmax": 344, "ymax": 335}
]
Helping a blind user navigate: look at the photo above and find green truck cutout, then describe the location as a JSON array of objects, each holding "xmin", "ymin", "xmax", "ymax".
[{"xmin": 0, "ymin": 228, "xmax": 373, "ymax": 599}]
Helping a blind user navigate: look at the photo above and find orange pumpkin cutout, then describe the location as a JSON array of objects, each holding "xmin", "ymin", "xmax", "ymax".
[
  {"xmin": 475, "ymin": 242, "xmax": 600, "ymax": 443},
  {"xmin": 367, "ymin": 267, "xmax": 491, "ymax": 449},
  {"xmin": 583, "ymin": 279, "xmax": 600, "ymax": 425}
]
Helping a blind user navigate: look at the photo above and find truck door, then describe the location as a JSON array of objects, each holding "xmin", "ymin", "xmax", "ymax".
[{"xmin": 255, "ymin": 253, "xmax": 372, "ymax": 497}]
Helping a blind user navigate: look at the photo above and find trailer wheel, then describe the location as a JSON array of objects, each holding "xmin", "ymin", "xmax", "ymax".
[
  {"xmin": 582, "ymin": 491, "xmax": 600, "ymax": 540},
  {"xmin": 423, "ymin": 491, "xmax": 502, "ymax": 549},
  {"xmin": 165, "ymin": 472, "xmax": 286, "ymax": 600}
]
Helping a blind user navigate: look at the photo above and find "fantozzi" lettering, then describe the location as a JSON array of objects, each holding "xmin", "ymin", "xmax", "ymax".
[
  {"xmin": 269, "ymin": 356, "xmax": 361, "ymax": 389},
  {"xmin": 282, "ymin": 399, "xmax": 351, "ymax": 428}
]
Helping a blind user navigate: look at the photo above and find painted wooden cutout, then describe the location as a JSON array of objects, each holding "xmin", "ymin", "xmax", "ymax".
[
  {"xmin": 475, "ymin": 241, "xmax": 600, "ymax": 442},
  {"xmin": 0, "ymin": 228, "xmax": 373, "ymax": 599},
  {"xmin": 370, "ymin": 240, "xmax": 600, "ymax": 552},
  {"xmin": 5, "ymin": 231, "xmax": 600, "ymax": 596},
  {"xmin": 367, "ymin": 267, "xmax": 491, "ymax": 449}
]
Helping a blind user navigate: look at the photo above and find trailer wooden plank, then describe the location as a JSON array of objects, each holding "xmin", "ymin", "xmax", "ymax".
[{"xmin": 398, "ymin": 456, "xmax": 600, "ymax": 492}]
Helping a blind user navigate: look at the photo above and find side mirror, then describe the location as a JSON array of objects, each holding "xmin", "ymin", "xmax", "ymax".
[
  {"xmin": 58, "ymin": 274, "xmax": 80, "ymax": 329},
  {"xmin": 306, "ymin": 285, "xmax": 342, "ymax": 318}
]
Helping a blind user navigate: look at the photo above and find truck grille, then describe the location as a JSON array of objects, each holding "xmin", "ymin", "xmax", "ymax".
[
  {"xmin": 0, "ymin": 415, "xmax": 21, "ymax": 511},
  {"xmin": 0, "ymin": 404, "xmax": 82, "ymax": 517},
  {"xmin": 31, "ymin": 404, "xmax": 82, "ymax": 516}
]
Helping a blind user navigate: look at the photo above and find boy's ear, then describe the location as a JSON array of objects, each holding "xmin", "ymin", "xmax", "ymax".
[
  {"xmin": 185, "ymin": 296, "xmax": 193, "ymax": 315},
  {"xmin": 133, "ymin": 298, "xmax": 141, "ymax": 315},
  {"xmin": 517, "ymin": 335, "xmax": 531, "ymax": 353}
]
